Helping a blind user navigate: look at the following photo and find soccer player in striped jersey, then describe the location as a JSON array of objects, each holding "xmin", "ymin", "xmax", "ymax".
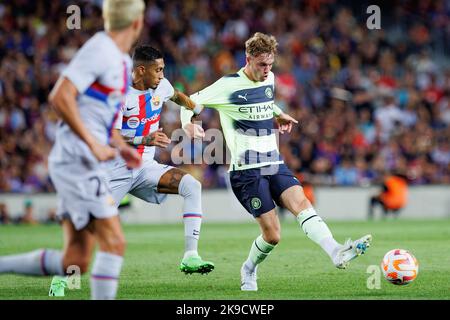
[
  {"xmin": 0, "ymin": 0, "xmax": 145, "ymax": 300},
  {"xmin": 181, "ymin": 32, "xmax": 372, "ymax": 291},
  {"xmin": 108, "ymin": 45, "xmax": 214, "ymax": 274}
]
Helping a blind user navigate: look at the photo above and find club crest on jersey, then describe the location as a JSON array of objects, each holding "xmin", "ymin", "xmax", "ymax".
[
  {"xmin": 127, "ymin": 117, "xmax": 140, "ymax": 129},
  {"xmin": 265, "ymin": 87, "xmax": 273, "ymax": 99},
  {"xmin": 152, "ymin": 96, "xmax": 161, "ymax": 107}
]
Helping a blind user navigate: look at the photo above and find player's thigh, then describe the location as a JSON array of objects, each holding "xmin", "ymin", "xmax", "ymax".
[
  {"xmin": 130, "ymin": 162, "xmax": 173, "ymax": 203},
  {"xmin": 157, "ymin": 167, "xmax": 187, "ymax": 194},
  {"xmin": 255, "ymin": 209, "xmax": 281, "ymax": 244},
  {"xmin": 268, "ymin": 164, "xmax": 306, "ymax": 213},
  {"xmin": 90, "ymin": 215, "xmax": 126, "ymax": 256},
  {"xmin": 278, "ymin": 185, "xmax": 312, "ymax": 214},
  {"xmin": 61, "ymin": 219, "xmax": 95, "ymax": 273}
]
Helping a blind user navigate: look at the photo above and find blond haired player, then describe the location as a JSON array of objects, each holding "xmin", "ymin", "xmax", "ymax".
[
  {"xmin": 181, "ymin": 32, "xmax": 372, "ymax": 291},
  {"xmin": 0, "ymin": 0, "xmax": 145, "ymax": 300}
]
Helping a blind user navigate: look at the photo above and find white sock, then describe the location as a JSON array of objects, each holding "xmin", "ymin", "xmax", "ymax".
[
  {"xmin": 320, "ymin": 237, "xmax": 342, "ymax": 260},
  {"xmin": 90, "ymin": 251, "xmax": 123, "ymax": 300},
  {"xmin": 0, "ymin": 249, "xmax": 64, "ymax": 276},
  {"xmin": 244, "ymin": 235, "xmax": 276, "ymax": 272},
  {"xmin": 179, "ymin": 174, "xmax": 202, "ymax": 255},
  {"xmin": 297, "ymin": 207, "xmax": 341, "ymax": 259}
]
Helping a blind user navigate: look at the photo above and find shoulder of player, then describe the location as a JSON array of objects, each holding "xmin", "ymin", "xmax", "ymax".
[
  {"xmin": 155, "ymin": 78, "xmax": 175, "ymax": 100},
  {"xmin": 123, "ymin": 89, "xmax": 142, "ymax": 108},
  {"xmin": 82, "ymin": 32, "xmax": 110, "ymax": 50},
  {"xmin": 159, "ymin": 77, "xmax": 173, "ymax": 90},
  {"xmin": 81, "ymin": 32, "xmax": 123, "ymax": 60},
  {"xmin": 222, "ymin": 72, "xmax": 241, "ymax": 79},
  {"xmin": 213, "ymin": 73, "xmax": 244, "ymax": 89}
]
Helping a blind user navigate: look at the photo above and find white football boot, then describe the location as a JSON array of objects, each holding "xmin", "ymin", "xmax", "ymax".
[
  {"xmin": 240, "ymin": 263, "xmax": 258, "ymax": 291},
  {"xmin": 334, "ymin": 234, "xmax": 372, "ymax": 269}
]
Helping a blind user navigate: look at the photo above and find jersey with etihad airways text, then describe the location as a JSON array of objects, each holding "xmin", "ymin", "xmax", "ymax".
[
  {"xmin": 115, "ymin": 78, "xmax": 174, "ymax": 160},
  {"xmin": 181, "ymin": 68, "xmax": 282, "ymax": 171}
]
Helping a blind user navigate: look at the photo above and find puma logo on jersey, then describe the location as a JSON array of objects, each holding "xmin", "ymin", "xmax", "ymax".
[{"xmin": 238, "ymin": 93, "xmax": 248, "ymax": 101}]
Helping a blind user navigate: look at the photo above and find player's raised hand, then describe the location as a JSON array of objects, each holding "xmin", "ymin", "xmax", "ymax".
[
  {"xmin": 183, "ymin": 123, "xmax": 205, "ymax": 139},
  {"xmin": 90, "ymin": 142, "xmax": 117, "ymax": 162},
  {"xmin": 276, "ymin": 113, "xmax": 298, "ymax": 134},
  {"xmin": 143, "ymin": 128, "xmax": 172, "ymax": 148},
  {"xmin": 119, "ymin": 144, "xmax": 142, "ymax": 169}
]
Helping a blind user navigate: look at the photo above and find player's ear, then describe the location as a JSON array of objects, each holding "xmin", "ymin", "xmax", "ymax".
[
  {"xmin": 137, "ymin": 65, "xmax": 145, "ymax": 76},
  {"xmin": 132, "ymin": 15, "xmax": 144, "ymax": 33}
]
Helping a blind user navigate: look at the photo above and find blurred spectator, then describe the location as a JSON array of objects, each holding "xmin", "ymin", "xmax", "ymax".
[
  {"xmin": 368, "ymin": 173, "xmax": 409, "ymax": 219},
  {"xmin": 0, "ymin": 0, "xmax": 449, "ymax": 191},
  {"xmin": 19, "ymin": 199, "xmax": 38, "ymax": 224},
  {"xmin": 374, "ymin": 94, "xmax": 404, "ymax": 142},
  {"xmin": 334, "ymin": 157, "xmax": 359, "ymax": 185}
]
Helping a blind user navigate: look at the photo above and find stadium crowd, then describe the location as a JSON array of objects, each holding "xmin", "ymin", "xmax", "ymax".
[{"xmin": 0, "ymin": 0, "xmax": 449, "ymax": 193}]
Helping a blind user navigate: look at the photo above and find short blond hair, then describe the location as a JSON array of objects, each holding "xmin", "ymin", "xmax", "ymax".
[
  {"xmin": 103, "ymin": 0, "xmax": 145, "ymax": 31},
  {"xmin": 245, "ymin": 32, "xmax": 278, "ymax": 57}
]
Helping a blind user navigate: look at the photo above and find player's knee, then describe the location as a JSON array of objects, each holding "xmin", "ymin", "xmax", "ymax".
[
  {"xmin": 179, "ymin": 174, "xmax": 202, "ymax": 197},
  {"xmin": 189, "ymin": 175, "xmax": 202, "ymax": 193},
  {"xmin": 264, "ymin": 232, "xmax": 281, "ymax": 245},
  {"xmin": 266, "ymin": 235, "xmax": 280, "ymax": 245},
  {"xmin": 291, "ymin": 193, "xmax": 310, "ymax": 213}
]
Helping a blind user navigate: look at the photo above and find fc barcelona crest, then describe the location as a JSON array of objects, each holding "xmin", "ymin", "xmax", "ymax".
[{"xmin": 152, "ymin": 96, "xmax": 161, "ymax": 107}]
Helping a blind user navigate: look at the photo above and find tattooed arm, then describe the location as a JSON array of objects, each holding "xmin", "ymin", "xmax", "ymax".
[{"xmin": 122, "ymin": 128, "xmax": 171, "ymax": 148}]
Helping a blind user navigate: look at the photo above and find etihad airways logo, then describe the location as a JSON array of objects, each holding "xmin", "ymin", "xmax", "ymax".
[{"xmin": 238, "ymin": 104, "xmax": 273, "ymax": 113}]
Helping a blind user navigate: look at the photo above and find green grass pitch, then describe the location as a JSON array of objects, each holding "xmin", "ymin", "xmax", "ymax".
[{"xmin": 0, "ymin": 219, "xmax": 449, "ymax": 300}]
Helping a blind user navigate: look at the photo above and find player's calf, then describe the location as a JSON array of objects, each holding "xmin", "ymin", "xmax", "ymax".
[
  {"xmin": 0, "ymin": 249, "xmax": 64, "ymax": 276},
  {"xmin": 179, "ymin": 174, "xmax": 202, "ymax": 254}
]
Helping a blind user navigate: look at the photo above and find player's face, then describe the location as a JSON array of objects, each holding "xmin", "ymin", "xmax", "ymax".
[
  {"xmin": 143, "ymin": 58, "xmax": 165, "ymax": 89},
  {"xmin": 247, "ymin": 53, "xmax": 274, "ymax": 82}
]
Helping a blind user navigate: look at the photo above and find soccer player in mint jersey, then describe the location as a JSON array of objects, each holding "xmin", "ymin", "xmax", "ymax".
[
  {"xmin": 0, "ymin": 0, "xmax": 145, "ymax": 300},
  {"xmin": 181, "ymin": 32, "xmax": 372, "ymax": 291},
  {"xmin": 108, "ymin": 45, "xmax": 214, "ymax": 275}
]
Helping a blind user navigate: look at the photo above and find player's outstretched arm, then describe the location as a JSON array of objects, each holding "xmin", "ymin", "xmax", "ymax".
[
  {"xmin": 169, "ymin": 89, "xmax": 205, "ymax": 139},
  {"xmin": 179, "ymin": 77, "xmax": 228, "ymax": 139},
  {"xmin": 171, "ymin": 89, "xmax": 204, "ymax": 115},
  {"xmin": 48, "ymin": 77, "xmax": 116, "ymax": 162}
]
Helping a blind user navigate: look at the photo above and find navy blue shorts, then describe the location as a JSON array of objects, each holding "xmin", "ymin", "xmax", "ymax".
[{"xmin": 229, "ymin": 163, "xmax": 301, "ymax": 217}]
